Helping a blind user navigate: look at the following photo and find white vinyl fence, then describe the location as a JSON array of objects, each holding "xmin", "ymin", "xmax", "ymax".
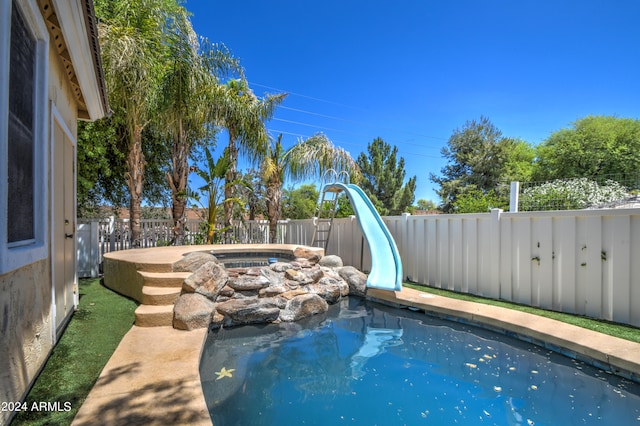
[
  {"xmin": 77, "ymin": 209, "xmax": 640, "ymax": 327},
  {"xmin": 77, "ymin": 217, "xmax": 289, "ymax": 278},
  {"xmin": 284, "ymin": 209, "xmax": 640, "ymax": 327}
]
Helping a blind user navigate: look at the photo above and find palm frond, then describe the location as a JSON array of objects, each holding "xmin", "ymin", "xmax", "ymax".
[{"xmin": 285, "ymin": 133, "xmax": 361, "ymax": 182}]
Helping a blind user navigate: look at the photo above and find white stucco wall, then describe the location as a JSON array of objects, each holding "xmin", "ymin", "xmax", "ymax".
[{"xmin": 0, "ymin": 259, "xmax": 53, "ymax": 415}]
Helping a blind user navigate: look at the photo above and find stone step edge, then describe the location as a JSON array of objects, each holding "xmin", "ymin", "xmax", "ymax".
[
  {"xmin": 134, "ymin": 304, "xmax": 174, "ymax": 327},
  {"xmin": 141, "ymin": 286, "xmax": 182, "ymax": 306},
  {"xmin": 138, "ymin": 271, "xmax": 191, "ymax": 288}
]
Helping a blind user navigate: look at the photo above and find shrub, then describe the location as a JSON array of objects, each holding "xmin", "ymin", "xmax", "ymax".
[{"xmin": 520, "ymin": 178, "xmax": 628, "ymax": 211}]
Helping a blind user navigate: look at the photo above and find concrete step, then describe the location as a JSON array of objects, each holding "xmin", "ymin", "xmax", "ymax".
[
  {"xmin": 142, "ymin": 286, "xmax": 182, "ymax": 306},
  {"xmin": 135, "ymin": 304, "xmax": 174, "ymax": 327},
  {"xmin": 138, "ymin": 271, "xmax": 190, "ymax": 288}
]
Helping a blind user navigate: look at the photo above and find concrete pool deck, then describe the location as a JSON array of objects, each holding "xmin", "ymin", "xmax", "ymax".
[{"xmin": 73, "ymin": 287, "xmax": 640, "ymax": 425}]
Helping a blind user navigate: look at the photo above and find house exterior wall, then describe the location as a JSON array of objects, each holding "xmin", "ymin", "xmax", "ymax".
[
  {"xmin": 0, "ymin": 259, "xmax": 52, "ymax": 417},
  {"xmin": 0, "ymin": 1, "xmax": 80, "ymax": 422}
]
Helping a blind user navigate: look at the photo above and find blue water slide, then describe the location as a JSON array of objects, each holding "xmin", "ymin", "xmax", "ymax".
[{"xmin": 323, "ymin": 183, "xmax": 403, "ymax": 291}]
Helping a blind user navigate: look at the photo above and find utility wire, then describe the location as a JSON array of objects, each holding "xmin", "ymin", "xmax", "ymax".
[
  {"xmin": 267, "ymin": 128, "xmax": 442, "ymax": 159},
  {"xmin": 251, "ymin": 81, "xmax": 448, "ymax": 142}
]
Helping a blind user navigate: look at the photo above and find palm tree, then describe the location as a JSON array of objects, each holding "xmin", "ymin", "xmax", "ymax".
[
  {"xmin": 211, "ymin": 80, "xmax": 286, "ymax": 241},
  {"xmin": 261, "ymin": 133, "xmax": 361, "ymax": 243},
  {"xmin": 97, "ymin": 0, "xmax": 180, "ymax": 246},
  {"xmin": 159, "ymin": 10, "xmax": 241, "ymax": 244},
  {"xmin": 192, "ymin": 147, "xmax": 247, "ymax": 244}
]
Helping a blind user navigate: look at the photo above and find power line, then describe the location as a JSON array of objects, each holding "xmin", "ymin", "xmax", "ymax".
[
  {"xmin": 252, "ymin": 81, "xmax": 449, "ymax": 142},
  {"xmin": 271, "ymin": 117, "xmax": 350, "ymax": 135},
  {"xmin": 267, "ymin": 128, "xmax": 442, "ymax": 159},
  {"xmin": 251, "ymin": 81, "xmax": 446, "ymax": 160},
  {"xmin": 279, "ymin": 106, "xmax": 354, "ymax": 123},
  {"xmin": 270, "ymin": 116, "xmax": 442, "ymax": 152},
  {"xmin": 249, "ymin": 82, "xmax": 368, "ymax": 111}
]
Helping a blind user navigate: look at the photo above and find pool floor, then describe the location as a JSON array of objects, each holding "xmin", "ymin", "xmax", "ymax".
[{"xmin": 200, "ymin": 298, "xmax": 640, "ymax": 425}]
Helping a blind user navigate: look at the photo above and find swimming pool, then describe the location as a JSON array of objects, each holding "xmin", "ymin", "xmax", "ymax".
[{"xmin": 200, "ymin": 297, "xmax": 640, "ymax": 425}]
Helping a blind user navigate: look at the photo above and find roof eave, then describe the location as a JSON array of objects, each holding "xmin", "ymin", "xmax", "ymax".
[{"xmin": 50, "ymin": 0, "xmax": 109, "ymax": 121}]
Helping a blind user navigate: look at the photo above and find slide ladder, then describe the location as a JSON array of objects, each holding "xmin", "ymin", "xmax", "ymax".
[{"xmin": 311, "ymin": 186, "xmax": 340, "ymax": 250}]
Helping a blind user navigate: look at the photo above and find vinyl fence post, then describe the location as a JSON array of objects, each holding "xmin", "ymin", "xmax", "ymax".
[
  {"xmin": 402, "ymin": 212, "xmax": 411, "ymax": 275},
  {"xmin": 510, "ymin": 181, "xmax": 520, "ymax": 212},
  {"xmin": 108, "ymin": 215, "xmax": 115, "ymax": 252},
  {"xmin": 91, "ymin": 220, "xmax": 99, "ymax": 277},
  {"xmin": 489, "ymin": 208, "xmax": 502, "ymax": 298}
]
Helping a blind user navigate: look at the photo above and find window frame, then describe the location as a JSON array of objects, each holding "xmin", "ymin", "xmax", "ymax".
[{"xmin": 0, "ymin": 0, "xmax": 49, "ymax": 274}]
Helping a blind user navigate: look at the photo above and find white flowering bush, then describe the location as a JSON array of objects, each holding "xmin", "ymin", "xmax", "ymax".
[{"xmin": 520, "ymin": 178, "xmax": 628, "ymax": 211}]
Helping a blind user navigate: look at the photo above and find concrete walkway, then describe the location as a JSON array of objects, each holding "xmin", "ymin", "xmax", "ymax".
[
  {"xmin": 73, "ymin": 287, "xmax": 640, "ymax": 425},
  {"xmin": 72, "ymin": 326, "xmax": 210, "ymax": 426}
]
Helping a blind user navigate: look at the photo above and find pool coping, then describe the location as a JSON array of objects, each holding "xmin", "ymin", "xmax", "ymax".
[{"xmin": 72, "ymin": 287, "xmax": 640, "ymax": 425}]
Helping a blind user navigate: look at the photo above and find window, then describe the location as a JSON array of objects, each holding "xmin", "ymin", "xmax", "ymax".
[
  {"xmin": 8, "ymin": 2, "xmax": 36, "ymax": 244},
  {"xmin": 0, "ymin": 0, "xmax": 48, "ymax": 273}
]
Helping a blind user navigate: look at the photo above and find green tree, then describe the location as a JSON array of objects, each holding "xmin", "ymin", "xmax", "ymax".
[
  {"xmin": 238, "ymin": 169, "xmax": 266, "ymax": 220},
  {"xmin": 533, "ymin": 115, "xmax": 640, "ymax": 185},
  {"xmin": 77, "ymin": 117, "xmax": 127, "ymax": 217},
  {"xmin": 357, "ymin": 137, "xmax": 416, "ymax": 215},
  {"xmin": 431, "ymin": 116, "xmax": 518, "ymax": 213},
  {"xmin": 452, "ymin": 189, "xmax": 507, "ymax": 213},
  {"xmin": 335, "ymin": 195, "xmax": 355, "ymax": 218},
  {"xmin": 415, "ymin": 199, "xmax": 438, "ymax": 211},
  {"xmin": 212, "ymin": 79, "xmax": 286, "ymax": 241},
  {"xmin": 191, "ymin": 147, "xmax": 246, "ymax": 243},
  {"xmin": 159, "ymin": 8, "xmax": 241, "ymax": 244},
  {"xmin": 77, "ymin": 101, "xmax": 171, "ymax": 218},
  {"xmin": 282, "ymin": 184, "xmax": 319, "ymax": 219},
  {"xmin": 503, "ymin": 138, "xmax": 536, "ymax": 182},
  {"xmin": 96, "ymin": 0, "xmax": 181, "ymax": 246},
  {"xmin": 261, "ymin": 133, "xmax": 360, "ymax": 243}
]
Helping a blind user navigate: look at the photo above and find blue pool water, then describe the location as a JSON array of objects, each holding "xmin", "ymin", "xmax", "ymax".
[{"xmin": 200, "ymin": 298, "xmax": 640, "ymax": 425}]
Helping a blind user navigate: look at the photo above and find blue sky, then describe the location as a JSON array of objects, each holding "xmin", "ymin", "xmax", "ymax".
[{"xmin": 184, "ymin": 0, "xmax": 640, "ymax": 203}]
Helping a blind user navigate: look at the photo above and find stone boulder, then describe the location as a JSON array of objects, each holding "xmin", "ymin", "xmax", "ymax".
[
  {"xmin": 173, "ymin": 251, "xmax": 218, "ymax": 272},
  {"xmin": 318, "ymin": 255, "xmax": 343, "ymax": 268},
  {"xmin": 182, "ymin": 261, "xmax": 229, "ymax": 300},
  {"xmin": 270, "ymin": 262, "xmax": 293, "ymax": 273},
  {"xmin": 228, "ymin": 274, "xmax": 271, "ymax": 291},
  {"xmin": 279, "ymin": 293, "xmax": 329, "ymax": 322},
  {"xmin": 338, "ymin": 266, "xmax": 368, "ymax": 297},
  {"xmin": 258, "ymin": 283, "xmax": 289, "ymax": 298},
  {"xmin": 289, "ymin": 266, "xmax": 324, "ymax": 284},
  {"xmin": 172, "ymin": 252, "xmax": 369, "ymax": 330},
  {"xmin": 319, "ymin": 276, "xmax": 349, "ymax": 298},
  {"xmin": 261, "ymin": 267, "xmax": 284, "ymax": 286},
  {"xmin": 306, "ymin": 280, "xmax": 342, "ymax": 304},
  {"xmin": 173, "ymin": 293, "xmax": 215, "ymax": 330},
  {"xmin": 216, "ymin": 298, "xmax": 283, "ymax": 326},
  {"xmin": 291, "ymin": 259, "xmax": 316, "ymax": 269},
  {"xmin": 293, "ymin": 246, "xmax": 323, "ymax": 263},
  {"xmin": 280, "ymin": 289, "xmax": 308, "ymax": 300}
]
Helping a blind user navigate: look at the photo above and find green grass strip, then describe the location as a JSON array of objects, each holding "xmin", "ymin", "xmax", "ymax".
[
  {"xmin": 11, "ymin": 278, "xmax": 136, "ymax": 426},
  {"xmin": 404, "ymin": 282, "xmax": 640, "ymax": 344}
]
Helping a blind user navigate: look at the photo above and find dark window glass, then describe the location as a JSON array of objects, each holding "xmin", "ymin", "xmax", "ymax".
[{"xmin": 7, "ymin": 2, "xmax": 36, "ymax": 243}]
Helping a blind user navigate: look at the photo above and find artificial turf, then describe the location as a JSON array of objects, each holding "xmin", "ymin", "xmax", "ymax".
[
  {"xmin": 11, "ymin": 278, "xmax": 136, "ymax": 426},
  {"xmin": 404, "ymin": 282, "xmax": 640, "ymax": 344}
]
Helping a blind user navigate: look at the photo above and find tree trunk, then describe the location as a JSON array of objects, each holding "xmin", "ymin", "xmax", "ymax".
[
  {"xmin": 266, "ymin": 179, "xmax": 282, "ymax": 243},
  {"xmin": 127, "ymin": 126, "xmax": 145, "ymax": 248},
  {"xmin": 168, "ymin": 125, "xmax": 189, "ymax": 245},
  {"xmin": 224, "ymin": 132, "xmax": 238, "ymax": 243}
]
